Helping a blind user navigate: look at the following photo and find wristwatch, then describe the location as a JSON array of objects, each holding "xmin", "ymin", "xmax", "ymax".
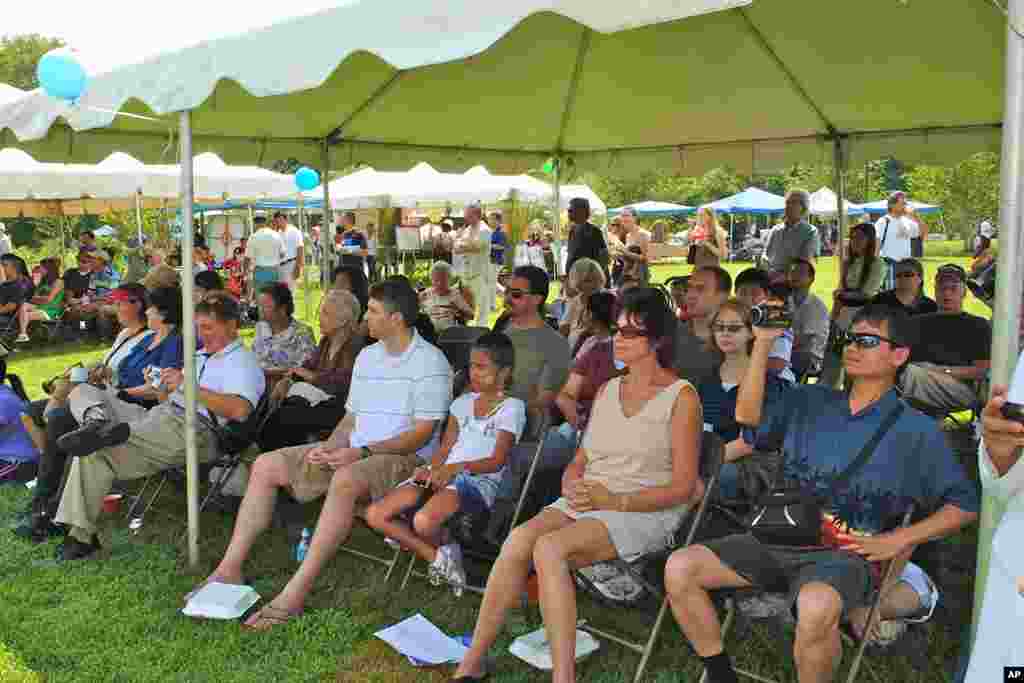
[{"xmin": 361, "ymin": 445, "xmax": 373, "ymax": 459}]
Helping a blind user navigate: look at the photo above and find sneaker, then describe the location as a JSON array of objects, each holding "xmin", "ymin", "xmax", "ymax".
[
  {"xmin": 14, "ymin": 334, "xmax": 29, "ymax": 344},
  {"xmin": 13, "ymin": 512, "xmax": 66, "ymax": 544},
  {"xmin": 429, "ymin": 545, "xmax": 451, "ymax": 587},
  {"xmin": 445, "ymin": 543, "xmax": 466, "ymax": 598},
  {"xmin": 58, "ymin": 420, "xmax": 130, "ymax": 458},
  {"xmin": 54, "ymin": 534, "xmax": 101, "ymax": 562}
]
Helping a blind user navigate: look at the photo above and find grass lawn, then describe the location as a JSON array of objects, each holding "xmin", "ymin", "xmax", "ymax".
[{"xmin": 0, "ymin": 259, "xmax": 982, "ymax": 682}]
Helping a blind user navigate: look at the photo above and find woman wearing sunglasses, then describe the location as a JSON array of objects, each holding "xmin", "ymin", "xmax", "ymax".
[
  {"xmin": 698, "ymin": 299, "xmax": 786, "ymax": 501},
  {"xmin": 452, "ymin": 287, "xmax": 704, "ymax": 683}
]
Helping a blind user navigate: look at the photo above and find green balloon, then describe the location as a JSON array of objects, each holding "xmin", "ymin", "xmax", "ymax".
[{"xmin": 542, "ymin": 159, "xmax": 555, "ymax": 174}]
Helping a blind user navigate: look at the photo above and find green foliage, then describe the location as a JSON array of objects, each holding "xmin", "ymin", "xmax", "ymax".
[
  {"xmin": 907, "ymin": 153, "xmax": 999, "ymax": 245},
  {"xmin": 0, "ymin": 34, "xmax": 64, "ymax": 91}
]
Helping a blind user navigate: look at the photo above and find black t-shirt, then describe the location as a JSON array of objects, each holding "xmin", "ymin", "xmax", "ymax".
[
  {"xmin": 0, "ymin": 281, "xmax": 26, "ymax": 310},
  {"xmin": 909, "ymin": 312, "xmax": 992, "ymax": 366},
  {"xmin": 63, "ymin": 268, "xmax": 92, "ymax": 298},
  {"xmin": 339, "ymin": 230, "xmax": 368, "ymax": 268},
  {"xmin": 869, "ymin": 289, "xmax": 939, "ymax": 317},
  {"xmin": 565, "ymin": 222, "xmax": 608, "ymax": 278}
]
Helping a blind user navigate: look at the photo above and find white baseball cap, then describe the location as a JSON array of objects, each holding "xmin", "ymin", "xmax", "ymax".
[{"xmin": 979, "ymin": 220, "xmax": 995, "ymax": 238}]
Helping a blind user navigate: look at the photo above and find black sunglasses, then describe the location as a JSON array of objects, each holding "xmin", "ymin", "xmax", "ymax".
[
  {"xmin": 842, "ymin": 332, "xmax": 904, "ymax": 350},
  {"xmin": 615, "ymin": 325, "xmax": 651, "ymax": 340},
  {"xmin": 505, "ymin": 288, "xmax": 530, "ymax": 300}
]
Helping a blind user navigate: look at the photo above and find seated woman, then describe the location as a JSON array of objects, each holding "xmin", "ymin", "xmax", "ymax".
[
  {"xmin": 970, "ymin": 234, "xmax": 995, "ymax": 279},
  {"xmin": 258, "ymin": 289, "xmax": 365, "ymax": 452},
  {"xmin": 698, "ymin": 299, "xmax": 785, "ymax": 501},
  {"xmin": 331, "ymin": 264, "xmax": 369, "ymax": 315},
  {"xmin": 252, "ymin": 283, "xmax": 317, "ymax": 384},
  {"xmin": 452, "ymin": 287, "xmax": 703, "ymax": 683},
  {"xmin": 365, "ymin": 332, "xmax": 525, "ymax": 594},
  {"xmin": 16, "ymin": 257, "xmax": 64, "ymax": 343},
  {"xmin": 0, "ymin": 353, "xmax": 40, "ymax": 483},
  {"xmin": 558, "ymin": 257, "xmax": 606, "ymax": 353},
  {"xmin": 419, "ymin": 261, "xmax": 475, "ymax": 332}
]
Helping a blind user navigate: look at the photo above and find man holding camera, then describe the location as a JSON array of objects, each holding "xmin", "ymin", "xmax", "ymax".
[
  {"xmin": 875, "ymin": 192, "xmax": 927, "ymax": 290},
  {"xmin": 664, "ymin": 303, "xmax": 977, "ymax": 683}
]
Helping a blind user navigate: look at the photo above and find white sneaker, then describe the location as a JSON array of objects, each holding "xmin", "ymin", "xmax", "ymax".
[
  {"xmin": 15, "ymin": 334, "xmax": 29, "ymax": 343},
  {"xmin": 446, "ymin": 543, "xmax": 466, "ymax": 598}
]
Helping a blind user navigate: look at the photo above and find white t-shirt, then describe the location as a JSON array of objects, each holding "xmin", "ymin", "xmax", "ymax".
[
  {"xmin": 280, "ymin": 224, "xmax": 304, "ymax": 261},
  {"xmin": 455, "ymin": 222, "xmax": 492, "ymax": 280},
  {"xmin": 366, "ymin": 238, "xmax": 377, "ymax": 257},
  {"xmin": 0, "ymin": 234, "xmax": 12, "ymax": 257},
  {"xmin": 445, "ymin": 393, "xmax": 526, "ymax": 485},
  {"xmin": 245, "ymin": 227, "xmax": 285, "ymax": 268},
  {"xmin": 170, "ymin": 339, "xmax": 266, "ymax": 425},
  {"xmin": 875, "ymin": 214, "xmax": 919, "ymax": 261},
  {"xmin": 346, "ymin": 332, "xmax": 453, "ymax": 459}
]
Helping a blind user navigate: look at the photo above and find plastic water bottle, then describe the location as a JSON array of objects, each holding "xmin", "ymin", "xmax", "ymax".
[
  {"xmin": 295, "ymin": 528, "xmax": 311, "ymax": 562},
  {"xmin": 129, "ymin": 517, "xmax": 143, "ymax": 535}
]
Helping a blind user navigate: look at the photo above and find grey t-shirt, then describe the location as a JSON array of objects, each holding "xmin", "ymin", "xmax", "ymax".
[
  {"xmin": 505, "ymin": 324, "xmax": 571, "ymax": 427},
  {"xmin": 672, "ymin": 319, "xmax": 721, "ymax": 387},
  {"xmin": 764, "ymin": 220, "xmax": 819, "ymax": 272}
]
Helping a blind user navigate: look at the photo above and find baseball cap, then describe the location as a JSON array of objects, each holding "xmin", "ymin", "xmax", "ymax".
[
  {"xmin": 979, "ymin": 220, "xmax": 995, "ymax": 238},
  {"xmin": 936, "ymin": 263, "xmax": 967, "ymax": 283},
  {"xmin": 109, "ymin": 283, "xmax": 148, "ymax": 304}
]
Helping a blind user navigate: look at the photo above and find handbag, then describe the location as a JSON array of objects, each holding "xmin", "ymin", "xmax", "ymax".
[{"xmin": 748, "ymin": 404, "xmax": 904, "ymax": 547}]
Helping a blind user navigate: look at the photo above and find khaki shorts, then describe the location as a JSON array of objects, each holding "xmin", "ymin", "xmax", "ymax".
[{"xmin": 281, "ymin": 444, "xmax": 418, "ymax": 505}]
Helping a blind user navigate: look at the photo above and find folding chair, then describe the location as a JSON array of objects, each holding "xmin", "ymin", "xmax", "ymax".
[
  {"xmin": 0, "ymin": 304, "xmax": 21, "ymax": 345},
  {"xmin": 574, "ymin": 431, "xmax": 726, "ymax": 683},
  {"xmin": 699, "ymin": 504, "xmax": 917, "ymax": 683},
  {"xmin": 437, "ymin": 325, "xmax": 490, "ymax": 373}
]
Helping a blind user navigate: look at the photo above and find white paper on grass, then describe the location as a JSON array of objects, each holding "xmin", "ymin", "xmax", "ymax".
[
  {"xmin": 509, "ymin": 626, "xmax": 600, "ymax": 670},
  {"xmin": 182, "ymin": 582, "xmax": 260, "ymax": 620},
  {"xmin": 374, "ymin": 613, "xmax": 468, "ymax": 665}
]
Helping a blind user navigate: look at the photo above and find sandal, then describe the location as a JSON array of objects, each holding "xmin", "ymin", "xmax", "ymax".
[
  {"xmin": 183, "ymin": 574, "xmax": 246, "ymax": 604},
  {"xmin": 242, "ymin": 604, "xmax": 304, "ymax": 631}
]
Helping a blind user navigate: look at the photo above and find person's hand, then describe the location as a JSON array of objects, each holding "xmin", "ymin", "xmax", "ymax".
[
  {"xmin": 981, "ymin": 386, "xmax": 1024, "ymax": 464},
  {"xmin": 581, "ymin": 480, "xmax": 618, "ymax": 511},
  {"xmin": 429, "ymin": 463, "xmax": 460, "ymax": 489},
  {"xmin": 306, "ymin": 445, "xmax": 360, "ymax": 471},
  {"xmin": 161, "ymin": 368, "xmax": 185, "ymax": 394},
  {"xmin": 836, "ymin": 529, "xmax": 911, "ymax": 563},
  {"xmin": 563, "ymin": 478, "xmax": 591, "ymax": 511},
  {"xmin": 751, "ymin": 325, "xmax": 785, "ymax": 344},
  {"xmin": 291, "ymin": 367, "xmax": 315, "ymax": 382},
  {"xmin": 271, "ymin": 377, "xmax": 291, "ymax": 404},
  {"xmin": 413, "ymin": 466, "xmax": 431, "ymax": 484}
]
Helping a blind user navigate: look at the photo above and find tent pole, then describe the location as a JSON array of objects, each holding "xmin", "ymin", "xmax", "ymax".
[
  {"xmin": 552, "ymin": 158, "xmax": 561, "ymax": 277},
  {"xmin": 833, "ymin": 138, "xmax": 848, "ymax": 282},
  {"xmin": 299, "ymin": 194, "xmax": 311, "ymax": 322},
  {"xmin": 179, "ymin": 110, "xmax": 200, "ymax": 569},
  {"xmin": 973, "ymin": 0, "xmax": 1024, "ymax": 645},
  {"xmin": 134, "ymin": 191, "xmax": 144, "ymax": 245},
  {"xmin": 322, "ymin": 141, "xmax": 332, "ymax": 292}
]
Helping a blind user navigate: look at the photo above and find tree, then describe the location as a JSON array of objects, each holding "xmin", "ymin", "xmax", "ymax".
[{"xmin": 0, "ymin": 34, "xmax": 64, "ymax": 90}]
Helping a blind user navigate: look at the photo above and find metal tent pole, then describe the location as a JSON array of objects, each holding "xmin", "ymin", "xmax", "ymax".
[
  {"xmin": 833, "ymin": 138, "xmax": 848, "ymax": 281},
  {"xmin": 134, "ymin": 191, "xmax": 144, "ymax": 245},
  {"xmin": 552, "ymin": 158, "xmax": 561, "ymax": 276},
  {"xmin": 298, "ymin": 194, "xmax": 311, "ymax": 322},
  {"xmin": 179, "ymin": 110, "xmax": 200, "ymax": 569},
  {"xmin": 322, "ymin": 142, "xmax": 333, "ymax": 291},
  {"xmin": 973, "ymin": 0, "xmax": 1024, "ymax": 644}
]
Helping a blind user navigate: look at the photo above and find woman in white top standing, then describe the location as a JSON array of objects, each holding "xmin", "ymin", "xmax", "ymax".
[{"xmin": 365, "ymin": 332, "xmax": 525, "ymax": 595}]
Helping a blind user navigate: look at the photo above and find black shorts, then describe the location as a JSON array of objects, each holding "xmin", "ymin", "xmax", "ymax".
[{"xmin": 702, "ymin": 533, "xmax": 876, "ymax": 618}]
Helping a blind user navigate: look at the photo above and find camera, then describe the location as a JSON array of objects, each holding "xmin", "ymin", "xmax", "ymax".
[
  {"xmin": 1003, "ymin": 350, "xmax": 1024, "ymax": 424},
  {"xmin": 966, "ymin": 263, "xmax": 995, "ymax": 307},
  {"xmin": 750, "ymin": 303, "xmax": 792, "ymax": 329}
]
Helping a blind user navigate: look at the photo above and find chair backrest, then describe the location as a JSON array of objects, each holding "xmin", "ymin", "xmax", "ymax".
[
  {"xmin": 215, "ymin": 391, "xmax": 272, "ymax": 456},
  {"xmin": 437, "ymin": 325, "xmax": 489, "ymax": 372}
]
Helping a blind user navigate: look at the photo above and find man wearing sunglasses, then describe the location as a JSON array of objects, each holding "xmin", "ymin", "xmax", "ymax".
[
  {"xmin": 869, "ymin": 258, "xmax": 938, "ymax": 317},
  {"xmin": 665, "ymin": 303, "xmax": 978, "ymax": 683},
  {"xmin": 898, "ymin": 264, "xmax": 991, "ymax": 416}
]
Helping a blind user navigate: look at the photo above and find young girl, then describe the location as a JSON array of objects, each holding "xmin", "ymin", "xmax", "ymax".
[{"xmin": 365, "ymin": 332, "xmax": 526, "ymax": 594}]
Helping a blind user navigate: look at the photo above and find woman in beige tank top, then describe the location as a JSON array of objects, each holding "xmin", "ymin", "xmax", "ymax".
[{"xmin": 453, "ymin": 288, "xmax": 704, "ymax": 683}]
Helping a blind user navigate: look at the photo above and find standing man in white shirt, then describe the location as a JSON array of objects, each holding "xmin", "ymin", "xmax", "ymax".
[
  {"xmin": 272, "ymin": 212, "xmax": 304, "ymax": 291},
  {"xmin": 454, "ymin": 202, "xmax": 493, "ymax": 326},
  {"xmin": 245, "ymin": 216, "xmax": 285, "ymax": 291},
  {"xmin": 876, "ymin": 191, "xmax": 927, "ymax": 290}
]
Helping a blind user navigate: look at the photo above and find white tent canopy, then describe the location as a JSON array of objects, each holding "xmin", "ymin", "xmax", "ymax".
[
  {"xmin": 559, "ymin": 184, "xmax": 606, "ymax": 215},
  {"xmin": 808, "ymin": 186, "xmax": 863, "ymax": 217}
]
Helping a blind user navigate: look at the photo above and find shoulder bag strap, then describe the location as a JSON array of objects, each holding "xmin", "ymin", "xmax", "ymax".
[
  {"xmin": 879, "ymin": 217, "xmax": 892, "ymax": 252},
  {"xmin": 104, "ymin": 328, "xmax": 147, "ymax": 368},
  {"xmin": 826, "ymin": 404, "xmax": 905, "ymax": 496}
]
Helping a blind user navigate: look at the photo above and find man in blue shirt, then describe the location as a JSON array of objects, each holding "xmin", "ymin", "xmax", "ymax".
[{"xmin": 664, "ymin": 303, "xmax": 978, "ymax": 683}]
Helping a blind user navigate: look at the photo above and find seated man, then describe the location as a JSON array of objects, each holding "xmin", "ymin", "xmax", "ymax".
[
  {"xmin": 869, "ymin": 258, "xmax": 938, "ymax": 317},
  {"xmin": 52, "ymin": 293, "xmax": 265, "ymax": 561},
  {"xmin": 419, "ymin": 260, "xmax": 474, "ymax": 332},
  {"xmin": 61, "ymin": 250, "xmax": 95, "ymax": 328},
  {"xmin": 187, "ymin": 279, "xmax": 452, "ymax": 629},
  {"xmin": 663, "ymin": 303, "xmax": 978, "ymax": 683},
  {"xmin": 674, "ymin": 266, "xmax": 731, "ymax": 386},
  {"xmin": 899, "ymin": 263, "xmax": 991, "ymax": 415},
  {"xmin": 0, "ymin": 255, "xmax": 29, "ymax": 326},
  {"xmin": 786, "ymin": 258, "xmax": 829, "ymax": 377},
  {"xmin": 91, "ymin": 249, "xmax": 124, "ymax": 338},
  {"xmin": 735, "ymin": 267, "xmax": 796, "ymax": 384}
]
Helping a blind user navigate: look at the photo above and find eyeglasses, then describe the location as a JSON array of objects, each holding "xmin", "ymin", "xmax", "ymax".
[
  {"xmin": 842, "ymin": 332, "xmax": 903, "ymax": 350},
  {"xmin": 712, "ymin": 323, "xmax": 747, "ymax": 334},
  {"xmin": 615, "ymin": 325, "xmax": 650, "ymax": 340},
  {"xmin": 505, "ymin": 288, "xmax": 529, "ymax": 300}
]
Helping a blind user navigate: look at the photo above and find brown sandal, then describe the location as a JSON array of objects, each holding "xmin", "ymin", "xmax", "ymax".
[{"xmin": 242, "ymin": 604, "xmax": 304, "ymax": 631}]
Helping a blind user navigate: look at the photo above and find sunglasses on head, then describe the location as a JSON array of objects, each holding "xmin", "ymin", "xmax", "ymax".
[
  {"xmin": 842, "ymin": 332, "xmax": 903, "ymax": 350},
  {"xmin": 712, "ymin": 323, "xmax": 747, "ymax": 334},
  {"xmin": 615, "ymin": 325, "xmax": 650, "ymax": 340}
]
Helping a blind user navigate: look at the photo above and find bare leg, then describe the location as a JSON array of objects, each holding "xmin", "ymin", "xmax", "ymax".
[
  {"xmin": 532, "ymin": 519, "xmax": 619, "ymax": 683},
  {"xmin": 848, "ymin": 580, "xmax": 923, "ymax": 638},
  {"xmin": 452, "ymin": 509, "xmax": 573, "ymax": 679},
  {"xmin": 664, "ymin": 545, "xmax": 751, "ymax": 656},
  {"xmin": 410, "ymin": 489, "xmax": 461, "ymax": 551},
  {"xmin": 208, "ymin": 453, "xmax": 289, "ymax": 583},
  {"xmin": 265, "ymin": 466, "xmax": 369, "ymax": 612},
  {"xmin": 793, "ymin": 582, "xmax": 844, "ymax": 683},
  {"xmin": 365, "ymin": 485, "xmax": 440, "ymax": 562}
]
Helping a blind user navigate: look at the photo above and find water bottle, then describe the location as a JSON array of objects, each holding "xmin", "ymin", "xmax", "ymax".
[
  {"xmin": 295, "ymin": 528, "xmax": 311, "ymax": 562},
  {"xmin": 129, "ymin": 517, "xmax": 143, "ymax": 535}
]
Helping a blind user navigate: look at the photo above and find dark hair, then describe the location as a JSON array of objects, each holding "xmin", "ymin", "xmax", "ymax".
[
  {"xmin": 273, "ymin": 211, "xmax": 286, "ymax": 220},
  {"xmin": 115, "ymin": 283, "xmax": 149, "ymax": 319},
  {"xmin": 765, "ymin": 282, "xmax": 792, "ymax": 302},
  {"xmin": 850, "ymin": 303, "xmax": 912, "ymax": 349},
  {"xmin": 895, "ymin": 257, "xmax": 925, "ymax": 295},
  {"xmin": 333, "ymin": 265, "xmax": 369, "ymax": 316},
  {"xmin": 586, "ymin": 290, "xmax": 617, "ymax": 331},
  {"xmin": 0, "ymin": 359, "xmax": 29, "ymax": 405},
  {"xmin": 148, "ymin": 286, "xmax": 183, "ymax": 327},
  {"xmin": 196, "ymin": 292, "xmax": 242, "ymax": 323},
  {"xmin": 369, "ymin": 279, "xmax": 419, "ymax": 327},
  {"xmin": 975, "ymin": 235, "xmax": 992, "ymax": 256},
  {"xmin": 39, "ymin": 258, "xmax": 61, "ymax": 286},
  {"xmin": 194, "ymin": 270, "xmax": 224, "ymax": 292},
  {"xmin": 81, "ymin": 230, "xmax": 95, "ymax": 240},
  {"xmin": 619, "ymin": 287, "xmax": 676, "ymax": 368},
  {"xmin": 734, "ymin": 267, "xmax": 769, "ymax": 292},
  {"xmin": 790, "ymin": 258, "xmax": 815, "ymax": 279},
  {"xmin": 849, "ymin": 223, "xmax": 878, "ymax": 293},
  {"xmin": 260, "ymin": 282, "xmax": 295, "ymax": 318},
  {"xmin": 695, "ymin": 265, "xmax": 733, "ymax": 294},
  {"xmin": 512, "ymin": 265, "xmax": 550, "ymax": 316},
  {"xmin": 1, "ymin": 254, "xmax": 29, "ymax": 280},
  {"xmin": 472, "ymin": 332, "xmax": 515, "ymax": 374},
  {"xmin": 343, "ymin": 211, "xmax": 357, "ymax": 223}
]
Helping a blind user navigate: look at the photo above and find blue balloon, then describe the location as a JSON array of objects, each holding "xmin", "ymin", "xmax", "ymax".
[
  {"xmin": 37, "ymin": 51, "xmax": 88, "ymax": 102},
  {"xmin": 295, "ymin": 167, "xmax": 320, "ymax": 191}
]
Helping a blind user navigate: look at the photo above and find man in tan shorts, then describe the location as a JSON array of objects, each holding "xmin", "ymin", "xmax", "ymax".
[{"xmin": 187, "ymin": 278, "xmax": 452, "ymax": 630}]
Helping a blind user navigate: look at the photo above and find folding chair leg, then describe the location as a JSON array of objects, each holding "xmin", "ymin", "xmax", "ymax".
[
  {"xmin": 199, "ymin": 461, "xmax": 238, "ymax": 512},
  {"xmin": 633, "ymin": 597, "xmax": 672, "ymax": 683},
  {"xmin": 400, "ymin": 553, "xmax": 417, "ymax": 590},
  {"xmin": 382, "ymin": 545, "xmax": 404, "ymax": 584},
  {"xmin": 510, "ymin": 435, "xmax": 548, "ymax": 530}
]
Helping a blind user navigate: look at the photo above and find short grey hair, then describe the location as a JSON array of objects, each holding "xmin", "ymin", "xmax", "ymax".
[
  {"xmin": 785, "ymin": 189, "xmax": 811, "ymax": 216},
  {"xmin": 430, "ymin": 260, "xmax": 454, "ymax": 278},
  {"xmin": 321, "ymin": 288, "xmax": 362, "ymax": 326},
  {"xmin": 569, "ymin": 257, "xmax": 607, "ymax": 291}
]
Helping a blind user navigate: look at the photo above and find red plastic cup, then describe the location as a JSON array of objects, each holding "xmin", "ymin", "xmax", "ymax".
[{"xmin": 102, "ymin": 494, "xmax": 123, "ymax": 514}]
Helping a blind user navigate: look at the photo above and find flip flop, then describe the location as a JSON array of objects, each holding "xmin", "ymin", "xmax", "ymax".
[
  {"xmin": 242, "ymin": 604, "xmax": 304, "ymax": 632},
  {"xmin": 183, "ymin": 575, "xmax": 246, "ymax": 604}
]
